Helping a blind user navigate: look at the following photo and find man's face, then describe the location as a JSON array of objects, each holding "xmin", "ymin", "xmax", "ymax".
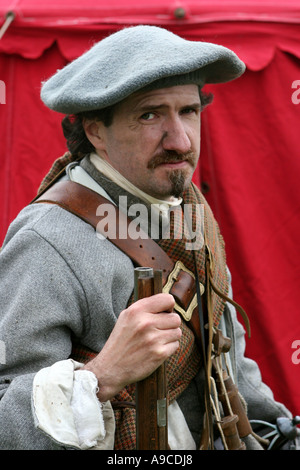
[{"xmin": 90, "ymin": 84, "xmax": 201, "ymax": 200}]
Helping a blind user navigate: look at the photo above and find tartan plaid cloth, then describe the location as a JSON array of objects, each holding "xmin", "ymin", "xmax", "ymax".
[
  {"xmin": 38, "ymin": 151, "xmax": 81, "ymax": 194},
  {"xmin": 39, "ymin": 153, "xmax": 229, "ymax": 449},
  {"xmin": 159, "ymin": 181, "xmax": 228, "ymax": 327}
]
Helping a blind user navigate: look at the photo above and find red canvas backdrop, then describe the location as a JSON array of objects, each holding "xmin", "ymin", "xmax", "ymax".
[{"xmin": 0, "ymin": 0, "xmax": 299, "ymax": 416}]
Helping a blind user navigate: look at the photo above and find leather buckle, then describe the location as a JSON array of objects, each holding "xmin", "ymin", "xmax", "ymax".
[{"xmin": 162, "ymin": 260, "xmax": 204, "ymax": 321}]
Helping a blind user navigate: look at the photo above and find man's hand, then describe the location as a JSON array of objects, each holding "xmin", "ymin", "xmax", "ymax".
[{"xmin": 83, "ymin": 293, "xmax": 181, "ymax": 402}]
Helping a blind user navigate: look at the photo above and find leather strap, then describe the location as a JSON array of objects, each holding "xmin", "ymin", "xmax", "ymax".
[{"xmin": 33, "ymin": 180, "xmax": 201, "ymax": 330}]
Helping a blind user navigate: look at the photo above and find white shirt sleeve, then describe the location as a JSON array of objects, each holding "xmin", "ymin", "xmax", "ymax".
[
  {"xmin": 32, "ymin": 358, "xmax": 196, "ymax": 450},
  {"xmin": 32, "ymin": 359, "xmax": 115, "ymax": 449}
]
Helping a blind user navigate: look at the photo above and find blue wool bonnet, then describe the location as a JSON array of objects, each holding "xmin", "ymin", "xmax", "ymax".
[{"xmin": 41, "ymin": 25, "xmax": 245, "ymax": 114}]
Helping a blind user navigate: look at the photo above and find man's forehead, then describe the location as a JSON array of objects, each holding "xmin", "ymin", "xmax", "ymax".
[{"xmin": 121, "ymin": 84, "xmax": 201, "ymax": 110}]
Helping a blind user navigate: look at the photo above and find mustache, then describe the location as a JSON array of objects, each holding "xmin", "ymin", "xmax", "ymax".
[{"xmin": 147, "ymin": 150, "xmax": 195, "ymax": 169}]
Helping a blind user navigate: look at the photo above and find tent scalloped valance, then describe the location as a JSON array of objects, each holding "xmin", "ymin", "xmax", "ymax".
[{"xmin": 0, "ymin": 21, "xmax": 300, "ymax": 72}]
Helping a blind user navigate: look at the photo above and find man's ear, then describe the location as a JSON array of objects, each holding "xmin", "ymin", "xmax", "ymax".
[{"xmin": 83, "ymin": 119, "xmax": 107, "ymax": 151}]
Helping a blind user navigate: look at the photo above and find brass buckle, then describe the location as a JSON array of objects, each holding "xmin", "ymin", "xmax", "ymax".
[{"xmin": 162, "ymin": 260, "xmax": 204, "ymax": 321}]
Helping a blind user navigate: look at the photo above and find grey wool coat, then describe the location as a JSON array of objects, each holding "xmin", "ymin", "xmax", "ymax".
[{"xmin": 0, "ymin": 157, "xmax": 295, "ymax": 449}]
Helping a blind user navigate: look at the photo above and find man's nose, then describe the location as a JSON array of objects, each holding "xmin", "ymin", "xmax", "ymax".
[{"xmin": 161, "ymin": 117, "xmax": 191, "ymax": 154}]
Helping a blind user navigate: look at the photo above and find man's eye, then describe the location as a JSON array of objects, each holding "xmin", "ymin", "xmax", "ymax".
[
  {"xmin": 181, "ymin": 107, "xmax": 197, "ymax": 115},
  {"xmin": 140, "ymin": 112, "xmax": 156, "ymax": 121}
]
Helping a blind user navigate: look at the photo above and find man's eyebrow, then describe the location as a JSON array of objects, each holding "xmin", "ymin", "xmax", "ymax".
[
  {"xmin": 134, "ymin": 102, "xmax": 201, "ymax": 113},
  {"xmin": 134, "ymin": 104, "xmax": 167, "ymax": 113},
  {"xmin": 183, "ymin": 102, "xmax": 202, "ymax": 110}
]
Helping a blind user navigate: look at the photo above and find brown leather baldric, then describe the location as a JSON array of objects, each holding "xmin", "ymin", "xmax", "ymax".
[{"xmin": 32, "ymin": 180, "xmax": 203, "ymax": 337}]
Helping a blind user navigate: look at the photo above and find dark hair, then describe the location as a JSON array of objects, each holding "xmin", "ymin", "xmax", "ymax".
[
  {"xmin": 61, "ymin": 89, "xmax": 213, "ymax": 156},
  {"xmin": 61, "ymin": 106, "xmax": 116, "ymax": 156}
]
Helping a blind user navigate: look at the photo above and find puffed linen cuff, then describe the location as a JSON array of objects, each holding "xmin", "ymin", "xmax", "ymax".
[
  {"xmin": 32, "ymin": 359, "xmax": 196, "ymax": 450},
  {"xmin": 32, "ymin": 359, "xmax": 115, "ymax": 449}
]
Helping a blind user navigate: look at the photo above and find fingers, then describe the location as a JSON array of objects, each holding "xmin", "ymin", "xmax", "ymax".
[
  {"xmin": 133, "ymin": 292, "xmax": 176, "ymax": 314},
  {"xmin": 84, "ymin": 293, "xmax": 183, "ymax": 402},
  {"xmin": 121, "ymin": 293, "xmax": 181, "ymax": 332},
  {"xmin": 122, "ymin": 295, "xmax": 182, "ymax": 360}
]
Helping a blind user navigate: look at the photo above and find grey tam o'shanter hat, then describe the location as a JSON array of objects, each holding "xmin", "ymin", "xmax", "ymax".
[{"xmin": 41, "ymin": 25, "xmax": 245, "ymax": 114}]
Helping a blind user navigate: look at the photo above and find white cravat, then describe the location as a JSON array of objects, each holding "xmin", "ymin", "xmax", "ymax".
[{"xmin": 89, "ymin": 151, "xmax": 182, "ymax": 221}]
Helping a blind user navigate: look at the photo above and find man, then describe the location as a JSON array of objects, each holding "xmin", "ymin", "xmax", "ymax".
[{"xmin": 0, "ymin": 25, "xmax": 298, "ymax": 450}]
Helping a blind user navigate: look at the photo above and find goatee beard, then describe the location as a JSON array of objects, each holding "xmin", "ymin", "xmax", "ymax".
[
  {"xmin": 148, "ymin": 150, "xmax": 195, "ymax": 198},
  {"xmin": 168, "ymin": 170, "xmax": 186, "ymax": 198}
]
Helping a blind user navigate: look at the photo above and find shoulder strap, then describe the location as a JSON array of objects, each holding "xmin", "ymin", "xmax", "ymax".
[
  {"xmin": 33, "ymin": 180, "xmax": 174, "ymax": 275},
  {"xmin": 32, "ymin": 180, "xmax": 202, "ymax": 332}
]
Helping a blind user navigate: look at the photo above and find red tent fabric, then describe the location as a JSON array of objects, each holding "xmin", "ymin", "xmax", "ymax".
[{"xmin": 0, "ymin": 0, "xmax": 299, "ymax": 416}]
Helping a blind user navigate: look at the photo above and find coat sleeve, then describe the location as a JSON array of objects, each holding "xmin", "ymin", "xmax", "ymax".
[
  {"xmin": 219, "ymin": 268, "xmax": 300, "ymax": 449},
  {"xmin": 0, "ymin": 227, "xmax": 90, "ymax": 449},
  {"xmin": 224, "ymin": 268, "xmax": 294, "ymax": 423}
]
